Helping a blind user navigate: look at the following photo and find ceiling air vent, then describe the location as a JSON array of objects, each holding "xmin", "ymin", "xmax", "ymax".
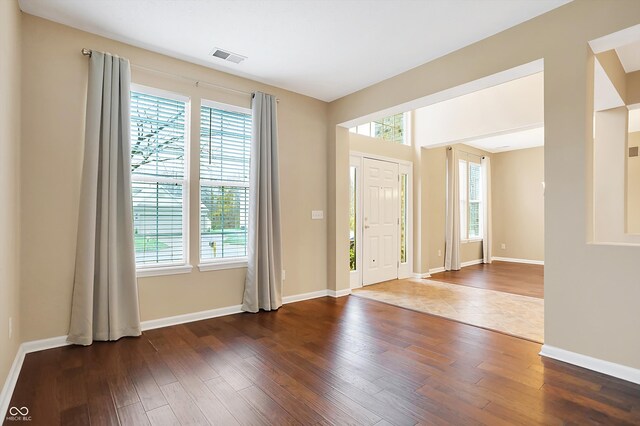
[{"xmin": 210, "ymin": 48, "xmax": 247, "ymax": 64}]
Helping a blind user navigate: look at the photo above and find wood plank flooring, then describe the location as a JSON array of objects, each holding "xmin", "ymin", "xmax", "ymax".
[
  {"xmin": 6, "ymin": 296, "xmax": 640, "ymax": 425},
  {"xmin": 430, "ymin": 261, "xmax": 544, "ymax": 298}
]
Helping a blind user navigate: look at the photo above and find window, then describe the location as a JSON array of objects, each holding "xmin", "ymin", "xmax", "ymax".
[
  {"xmin": 349, "ymin": 113, "xmax": 408, "ymax": 144},
  {"xmin": 459, "ymin": 159, "xmax": 482, "ymax": 240},
  {"xmin": 349, "ymin": 166, "xmax": 357, "ymax": 271},
  {"xmin": 130, "ymin": 89, "xmax": 188, "ymax": 267},
  {"xmin": 400, "ymin": 173, "xmax": 408, "ymax": 263},
  {"xmin": 200, "ymin": 102, "xmax": 251, "ymax": 264}
]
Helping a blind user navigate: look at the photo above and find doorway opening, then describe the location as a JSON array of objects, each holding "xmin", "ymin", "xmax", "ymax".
[{"xmin": 344, "ymin": 63, "xmax": 545, "ymax": 344}]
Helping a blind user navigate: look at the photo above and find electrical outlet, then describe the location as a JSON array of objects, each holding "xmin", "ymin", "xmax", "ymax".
[
  {"xmin": 501, "ymin": 243, "xmax": 506, "ymax": 250},
  {"xmin": 282, "ymin": 270, "xmax": 286, "ymax": 280},
  {"xmin": 311, "ymin": 210, "xmax": 324, "ymax": 220},
  {"xmin": 8, "ymin": 317, "xmax": 12, "ymax": 340},
  {"xmin": 438, "ymin": 249, "xmax": 442, "ymax": 257}
]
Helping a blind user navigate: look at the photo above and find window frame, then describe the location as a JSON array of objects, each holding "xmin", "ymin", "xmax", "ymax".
[
  {"xmin": 349, "ymin": 112, "xmax": 410, "ymax": 145},
  {"xmin": 197, "ymin": 99, "xmax": 252, "ymax": 271},
  {"xmin": 130, "ymin": 84, "xmax": 192, "ymax": 277},
  {"xmin": 459, "ymin": 157, "xmax": 483, "ymax": 243}
]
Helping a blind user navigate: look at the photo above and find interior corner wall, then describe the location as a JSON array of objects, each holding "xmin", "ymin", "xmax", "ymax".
[
  {"xmin": 19, "ymin": 14, "xmax": 329, "ymax": 342},
  {"xmin": 0, "ymin": 0, "xmax": 22, "ymax": 388},
  {"xmin": 492, "ymin": 147, "xmax": 545, "ymax": 261},
  {"xmin": 328, "ymin": 0, "xmax": 640, "ymax": 370}
]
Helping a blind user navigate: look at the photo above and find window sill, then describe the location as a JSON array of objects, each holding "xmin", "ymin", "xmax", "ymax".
[
  {"xmin": 461, "ymin": 238, "xmax": 483, "ymax": 244},
  {"xmin": 198, "ymin": 260, "xmax": 248, "ymax": 272},
  {"xmin": 136, "ymin": 264, "xmax": 193, "ymax": 278}
]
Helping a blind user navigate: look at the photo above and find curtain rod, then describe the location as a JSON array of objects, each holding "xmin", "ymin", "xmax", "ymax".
[
  {"xmin": 81, "ymin": 48, "xmax": 279, "ymax": 102},
  {"xmin": 448, "ymin": 146, "xmax": 484, "ymax": 158}
]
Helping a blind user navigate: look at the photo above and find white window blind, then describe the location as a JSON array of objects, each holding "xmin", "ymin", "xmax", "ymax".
[
  {"xmin": 458, "ymin": 158, "xmax": 483, "ymax": 240},
  {"xmin": 200, "ymin": 103, "xmax": 251, "ymax": 262},
  {"xmin": 130, "ymin": 90, "xmax": 187, "ymax": 267},
  {"xmin": 468, "ymin": 162, "xmax": 482, "ymax": 239}
]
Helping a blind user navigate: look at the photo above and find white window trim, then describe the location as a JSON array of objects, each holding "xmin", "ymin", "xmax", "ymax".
[
  {"xmin": 130, "ymin": 84, "xmax": 192, "ymax": 274},
  {"xmin": 198, "ymin": 259, "xmax": 248, "ymax": 272},
  {"xmin": 137, "ymin": 264, "xmax": 193, "ymax": 278},
  {"xmin": 198, "ymin": 99, "xmax": 252, "ymax": 267}
]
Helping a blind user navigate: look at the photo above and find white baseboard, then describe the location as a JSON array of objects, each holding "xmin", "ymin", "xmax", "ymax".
[
  {"xmin": 540, "ymin": 345, "xmax": 640, "ymax": 385},
  {"xmin": 0, "ymin": 345, "xmax": 25, "ymax": 421},
  {"xmin": 282, "ymin": 290, "xmax": 331, "ymax": 304},
  {"xmin": 412, "ymin": 272, "xmax": 431, "ymax": 279},
  {"xmin": 141, "ymin": 305, "xmax": 244, "ymax": 331},
  {"xmin": 492, "ymin": 256, "xmax": 544, "ymax": 265},
  {"xmin": 428, "ymin": 259, "xmax": 484, "ymax": 275},
  {"xmin": 327, "ymin": 288, "xmax": 352, "ymax": 298}
]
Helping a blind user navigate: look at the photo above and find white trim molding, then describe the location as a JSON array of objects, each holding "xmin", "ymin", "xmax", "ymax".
[
  {"xmin": 428, "ymin": 267, "xmax": 446, "ymax": 274},
  {"xmin": 137, "ymin": 264, "xmax": 193, "ymax": 278},
  {"xmin": 0, "ymin": 346, "xmax": 25, "ymax": 420},
  {"xmin": 140, "ymin": 305, "xmax": 243, "ymax": 331},
  {"xmin": 412, "ymin": 272, "xmax": 431, "ymax": 279},
  {"xmin": 428, "ymin": 258, "xmax": 485, "ymax": 275},
  {"xmin": 492, "ymin": 256, "xmax": 544, "ymax": 265},
  {"xmin": 461, "ymin": 259, "xmax": 483, "ymax": 268},
  {"xmin": 282, "ymin": 290, "xmax": 331, "ymax": 304},
  {"xmin": 328, "ymin": 288, "xmax": 352, "ymax": 298},
  {"xmin": 540, "ymin": 345, "xmax": 640, "ymax": 385},
  {"xmin": 197, "ymin": 260, "xmax": 247, "ymax": 272}
]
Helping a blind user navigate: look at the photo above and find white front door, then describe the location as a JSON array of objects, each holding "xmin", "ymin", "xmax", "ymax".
[{"xmin": 362, "ymin": 158, "xmax": 399, "ymax": 285}]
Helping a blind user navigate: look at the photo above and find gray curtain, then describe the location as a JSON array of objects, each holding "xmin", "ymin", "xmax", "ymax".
[
  {"xmin": 445, "ymin": 147, "xmax": 461, "ymax": 271},
  {"xmin": 68, "ymin": 51, "xmax": 141, "ymax": 345},
  {"xmin": 482, "ymin": 156, "xmax": 492, "ymax": 264},
  {"xmin": 242, "ymin": 92, "xmax": 283, "ymax": 313}
]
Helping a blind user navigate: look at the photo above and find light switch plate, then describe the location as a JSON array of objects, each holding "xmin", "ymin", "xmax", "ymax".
[{"xmin": 311, "ymin": 210, "xmax": 324, "ymax": 220}]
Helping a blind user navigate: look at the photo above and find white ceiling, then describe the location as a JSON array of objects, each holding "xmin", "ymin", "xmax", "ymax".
[
  {"xmin": 465, "ymin": 126, "xmax": 544, "ymax": 153},
  {"xmin": 616, "ymin": 40, "xmax": 640, "ymax": 73},
  {"xmin": 19, "ymin": 0, "xmax": 571, "ymax": 102}
]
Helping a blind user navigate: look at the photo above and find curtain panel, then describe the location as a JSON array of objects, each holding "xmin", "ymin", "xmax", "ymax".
[
  {"xmin": 242, "ymin": 92, "xmax": 283, "ymax": 313},
  {"xmin": 68, "ymin": 51, "xmax": 141, "ymax": 345}
]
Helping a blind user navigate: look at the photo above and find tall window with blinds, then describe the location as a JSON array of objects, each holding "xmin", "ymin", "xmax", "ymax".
[
  {"xmin": 459, "ymin": 158, "xmax": 483, "ymax": 240},
  {"xmin": 130, "ymin": 89, "xmax": 188, "ymax": 267},
  {"xmin": 200, "ymin": 102, "xmax": 251, "ymax": 263}
]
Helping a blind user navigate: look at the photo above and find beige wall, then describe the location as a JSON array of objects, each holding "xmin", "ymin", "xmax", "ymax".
[
  {"xmin": 328, "ymin": 0, "xmax": 640, "ymax": 370},
  {"xmin": 421, "ymin": 144, "xmax": 489, "ymax": 271},
  {"xmin": 492, "ymin": 147, "xmax": 545, "ymax": 261},
  {"xmin": 627, "ymin": 132, "xmax": 640, "ymax": 233},
  {"xmin": 414, "ymin": 72, "xmax": 543, "ymax": 146},
  {"xmin": 0, "ymin": 0, "xmax": 22, "ymax": 388},
  {"xmin": 20, "ymin": 15, "xmax": 328, "ymax": 341}
]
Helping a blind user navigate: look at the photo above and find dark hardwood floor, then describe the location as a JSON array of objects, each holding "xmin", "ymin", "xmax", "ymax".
[
  {"xmin": 430, "ymin": 261, "xmax": 544, "ymax": 298},
  {"xmin": 6, "ymin": 296, "xmax": 640, "ymax": 425}
]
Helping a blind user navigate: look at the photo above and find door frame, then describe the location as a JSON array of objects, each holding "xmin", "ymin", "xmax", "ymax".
[{"xmin": 349, "ymin": 151, "xmax": 413, "ymax": 288}]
